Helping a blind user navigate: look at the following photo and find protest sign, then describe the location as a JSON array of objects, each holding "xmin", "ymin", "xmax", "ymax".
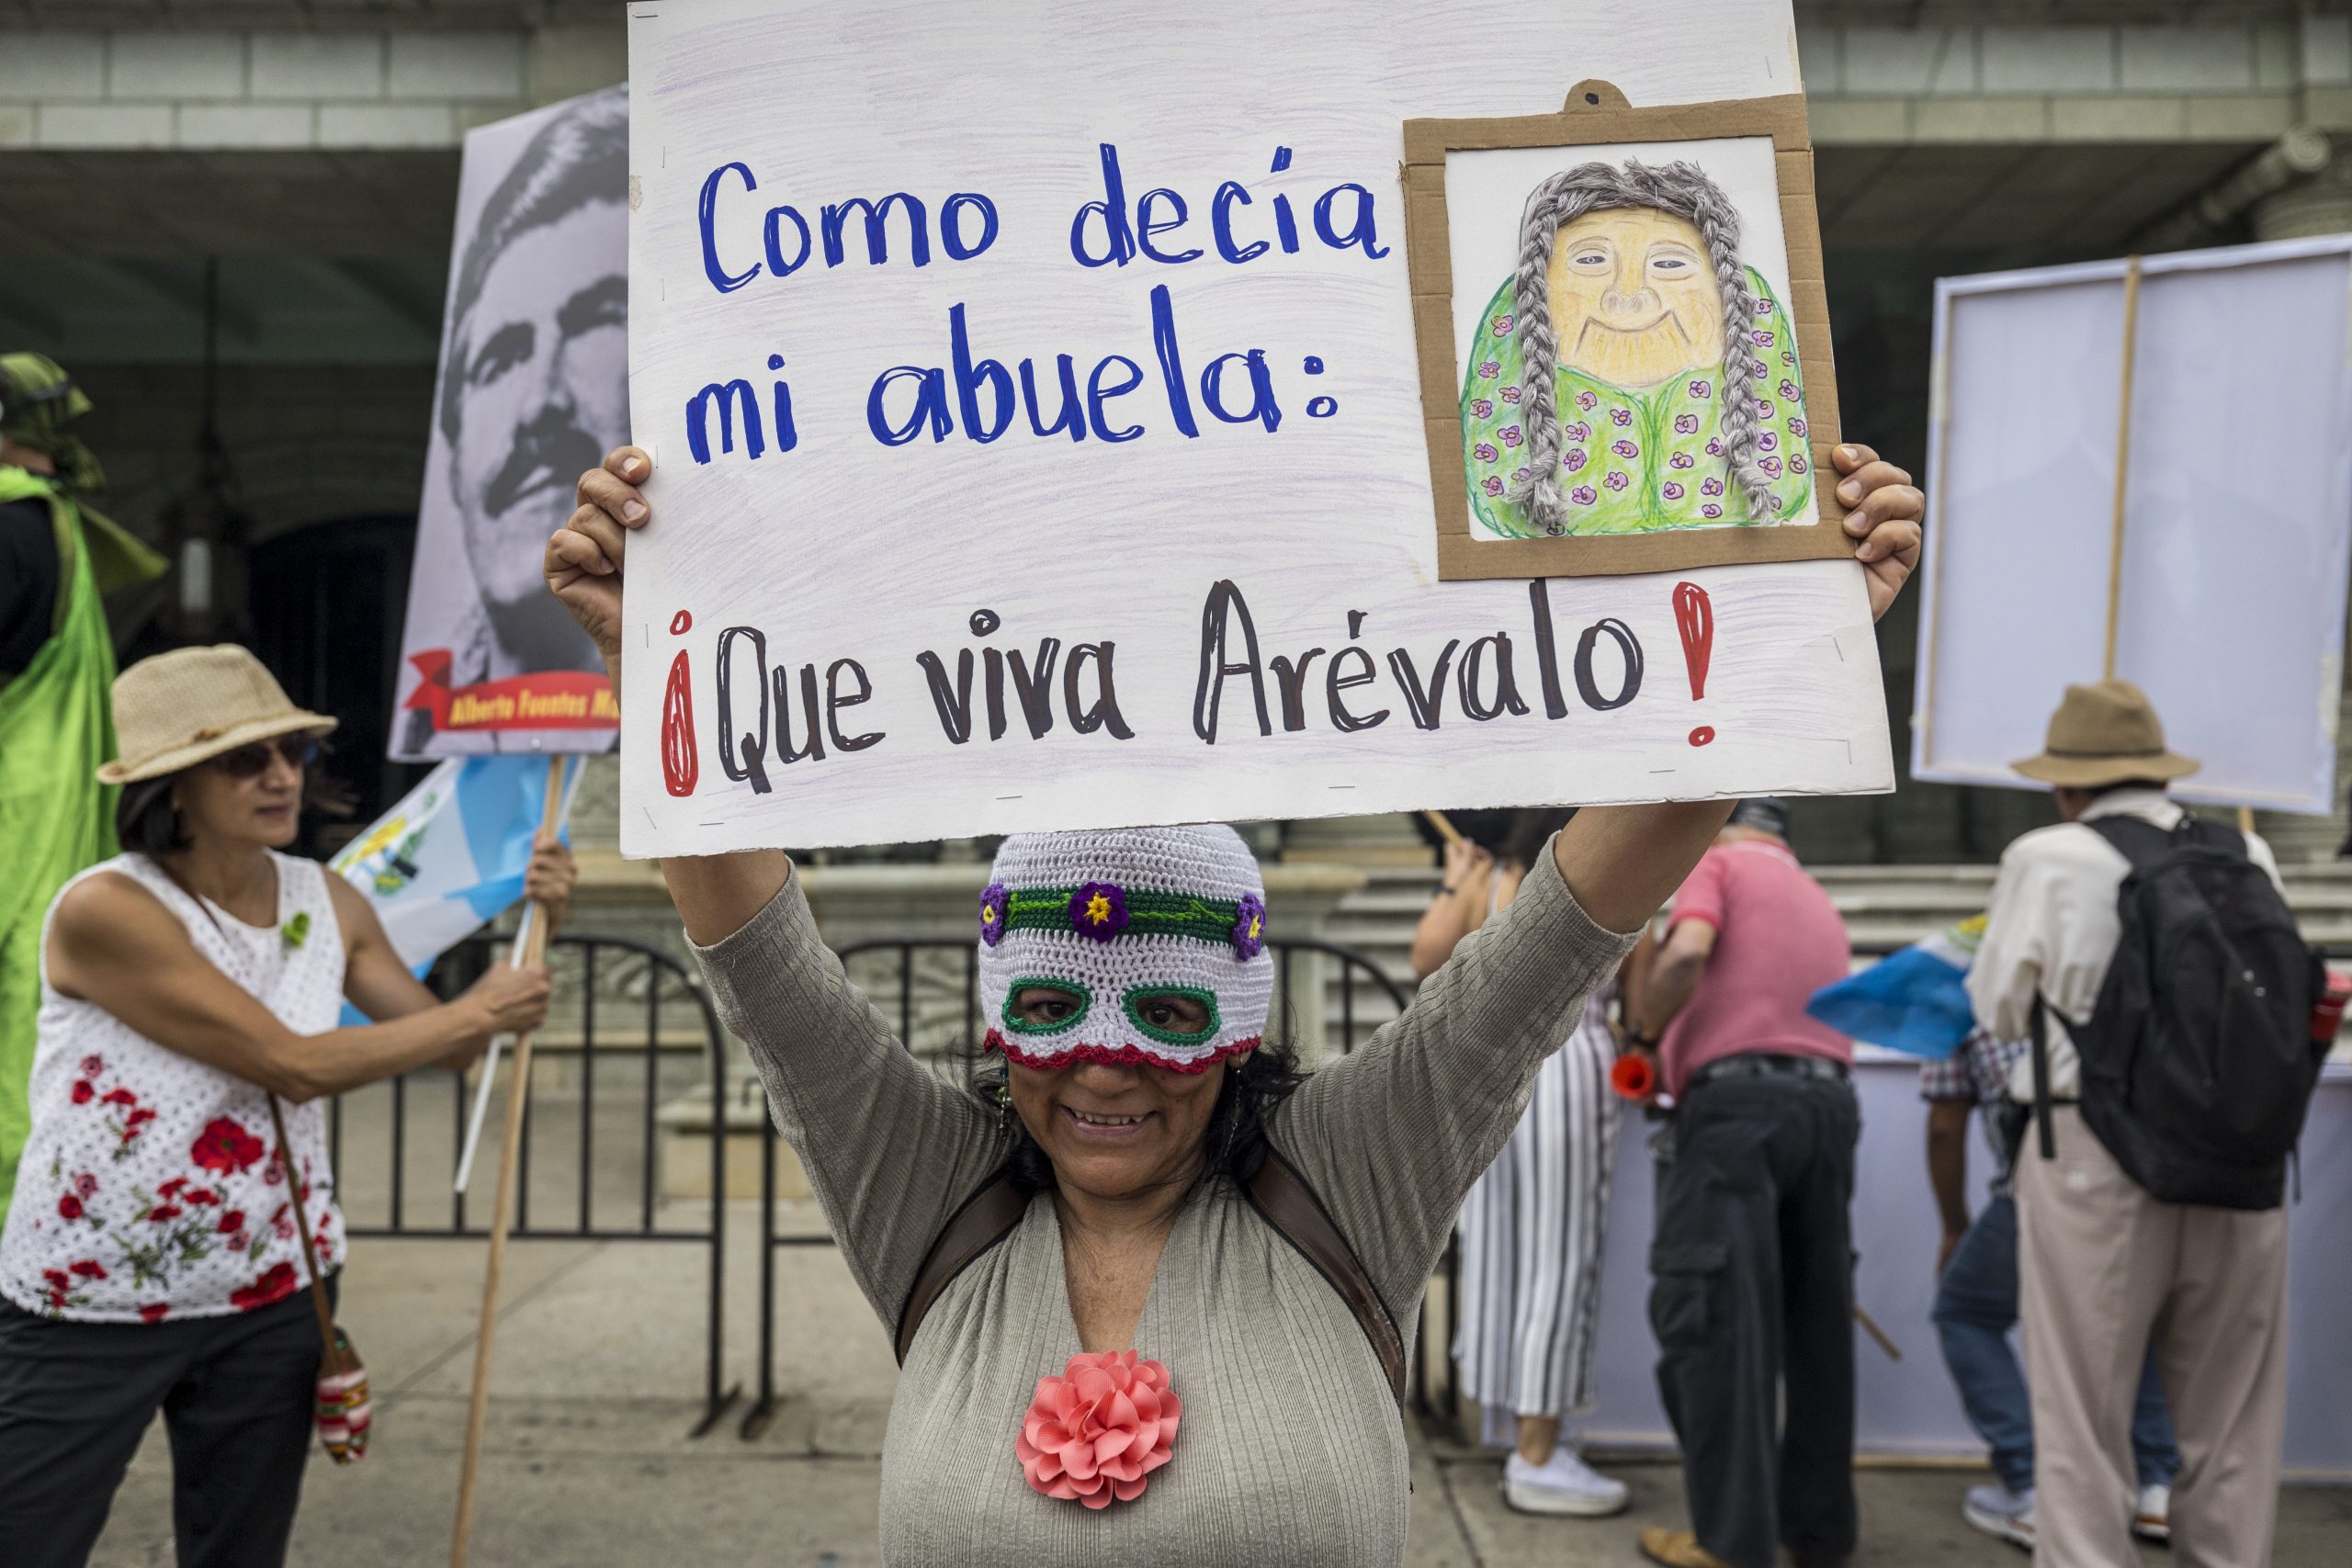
[
  {"xmin": 391, "ymin": 87, "xmax": 628, "ymax": 760},
  {"xmin": 1916, "ymin": 236, "xmax": 2352, "ymax": 814},
  {"xmin": 620, "ymin": 0, "xmax": 1892, "ymax": 854}
]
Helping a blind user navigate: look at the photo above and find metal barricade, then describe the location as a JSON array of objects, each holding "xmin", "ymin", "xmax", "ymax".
[
  {"xmin": 327, "ymin": 931, "xmax": 741, "ymax": 1436},
  {"xmin": 741, "ymin": 934, "xmax": 1410, "ymax": 1438}
]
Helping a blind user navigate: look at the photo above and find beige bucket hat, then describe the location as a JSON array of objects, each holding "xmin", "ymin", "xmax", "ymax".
[
  {"xmin": 97, "ymin": 645, "xmax": 336, "ymax": 786},
  {"xmin": 2012, "ymin": 679, "xmax": 2199, "ymax": 788}
]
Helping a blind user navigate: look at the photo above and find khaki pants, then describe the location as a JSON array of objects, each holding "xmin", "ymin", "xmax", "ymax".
[{"xmin": 2014, "ymin": 1106, "xmax": 2289, "ymax": 1568}]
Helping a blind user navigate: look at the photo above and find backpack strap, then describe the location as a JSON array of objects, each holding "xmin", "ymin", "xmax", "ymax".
[
  {"xmin": 2083, "ymin": 813, "xmax": 2173, "ymax": 867},
  {"xmin": 894, "ymin": 1166, "xmax": 1029, "ymax": 1364},
  {"xmin": 1244, "ymin": 1145, "xmax": 1409, "ymax": 1404}
]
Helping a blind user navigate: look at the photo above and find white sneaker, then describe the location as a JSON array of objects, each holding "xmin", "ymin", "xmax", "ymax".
[
  {"xmin": 1502, "ymin": 1446, "xmax": 1630, "ymax": 1517},
  {"xmin": 1962, "ymin": 1483, "xmax": 2035, "ymax": 1551},
  {"xmin": 2133, "ymin": 1482, "xmax": 2172, "ymax": 1544}
]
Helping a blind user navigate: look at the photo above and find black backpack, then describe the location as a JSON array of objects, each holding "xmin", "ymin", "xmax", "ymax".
[{"xmin": 2031, "ymin": 816, "xmax": 2325, "ymax": 1211}]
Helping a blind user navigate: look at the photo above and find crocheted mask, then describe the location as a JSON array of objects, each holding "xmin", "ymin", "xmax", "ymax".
[{"xmin": 978, "ymin": 825, "xmax": 1272, "ymax": 1074}]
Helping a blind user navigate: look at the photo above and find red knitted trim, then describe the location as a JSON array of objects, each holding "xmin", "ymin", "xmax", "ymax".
[{"xmin": 984, "ymin": 1030, "xmax": 1262, "ymax": 1075}]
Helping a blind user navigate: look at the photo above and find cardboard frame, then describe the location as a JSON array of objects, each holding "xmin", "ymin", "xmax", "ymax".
[{"xmin": 1403, "ymin": 81, "xmax": 1850, "ymax": 581}]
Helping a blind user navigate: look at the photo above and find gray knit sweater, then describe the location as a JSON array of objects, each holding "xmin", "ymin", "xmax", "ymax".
[{"xmin": 694, "ymin": 840, "xmax": 1634, "ymax": 1566}]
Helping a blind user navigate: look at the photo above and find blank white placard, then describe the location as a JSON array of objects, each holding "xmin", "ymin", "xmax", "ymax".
[{"xmin": 1917, "ymin": 238, "xmax": 2352, "ymax": 815}]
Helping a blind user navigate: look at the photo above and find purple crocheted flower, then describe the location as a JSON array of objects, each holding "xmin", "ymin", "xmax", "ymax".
[
  {"xmin": 1470, "ymin": 398, "xmax": 1494, "ymax": 419},
  {"xmin": 1474, "ymin": 441, "xmax": 1498, "ymax": 463},
  {"xmin": 1661, "ymin": 481, "xmax": 1685, "ymax": 501},
  {"xmin": 1674, "ymin": 412, "xmax": 1701, "ymax": 435},
  {"xmin": 1603, "ymin": 471, "xmax": 1630, "ymax": 492},
  {"xmin": 1668, "ymin": 452, "xmax": 1695, "ymax": 470},
  {"xmin": 1564, "ymin": 448, "xmax": 1588, "ymax": 473},
  {"xmin": 1611, "ymin": 439, "xmax": 1638, "ymax": 459},
  {"xmin": 1688, "ymin": 379, "xmax": 1711, "ymax": 400},
  {"xmin": 1571, "ymin": 484, "xmax": 1598, "ymax": 506},
  {"xmin": 1232, "ymin": 894, "xmax": 1267, "ymax": 959},
  {"xmin": 978, "ymin": 883, "xmax": 1010, "ymax": 947},
  {"xmin": 1702, "ymin": 502, "xmax": 1724, "ymax": 519},
  {"xmin": 1069, "ymin": 883, "xmax": 1130, "ymax": 942},
  {"xmin": 1576, "ymin": 389, "xmax": 1598, "ymax": 412}
]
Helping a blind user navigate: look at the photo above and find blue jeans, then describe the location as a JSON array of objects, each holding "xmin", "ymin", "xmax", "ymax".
[{"xmin": 1933, "ymin": 1192, "xmax": 2179, "ymax": 1495}]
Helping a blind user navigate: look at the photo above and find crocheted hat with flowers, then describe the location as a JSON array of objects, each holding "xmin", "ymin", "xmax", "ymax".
[{"xmin": 977, "ymin": 825, "xmax": 1272, "ymax": 1073}]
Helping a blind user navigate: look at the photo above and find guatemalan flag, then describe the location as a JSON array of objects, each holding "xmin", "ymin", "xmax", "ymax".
[
  {"xmin": 329, "ymin": 756, "xmax": 580, "ymax": 1018},
  {"xmin": 1806, "ymin": 914, "xmax": 1985, "ymax": 1060}
]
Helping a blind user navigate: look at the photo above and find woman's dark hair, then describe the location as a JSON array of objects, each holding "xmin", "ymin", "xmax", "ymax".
[
  {"xmin": 114, "ymin": 774, "xmax": 190, "ymax": 856},
  {"xmin": 969, "ymin": 1037, "xmax": 1310, "ymax": 1195},
  {"xmin": 1499, "ymin": 807, "xmax": 1577, "ymax": 874}
]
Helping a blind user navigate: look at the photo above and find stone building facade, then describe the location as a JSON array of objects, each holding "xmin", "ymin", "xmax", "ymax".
[{"xmin": 7, "ymin": 1, "xmax": 2352, "ymax": 864}]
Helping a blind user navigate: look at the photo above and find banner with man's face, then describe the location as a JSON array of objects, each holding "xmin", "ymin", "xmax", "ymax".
[{"xmin": 392, "ymin": 86, "xmax": 628, "ymax": 760}]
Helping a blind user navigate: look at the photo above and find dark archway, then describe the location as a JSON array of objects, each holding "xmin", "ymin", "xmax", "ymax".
[{"xmin": 248, "ymin": 513, "xmax": 431, "ymax": 855}]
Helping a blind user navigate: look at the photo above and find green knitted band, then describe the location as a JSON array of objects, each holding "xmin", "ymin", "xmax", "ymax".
[
  {"xmin": 1000, "ymin": 886, "xmax": 1245, "ymax": 948},
  {"xmin": 1121, "ymin": 986, "xmax": 1224, "ymax": 1047},
  {"xmin": 999, "ymin": 976, "xmax": 1094, "ymax": 1036}
]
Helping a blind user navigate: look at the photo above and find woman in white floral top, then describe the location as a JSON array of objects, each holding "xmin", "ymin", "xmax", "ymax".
[{"xmin": 0, "ymin": 645, "xmax": 561, "ymax": 1568}]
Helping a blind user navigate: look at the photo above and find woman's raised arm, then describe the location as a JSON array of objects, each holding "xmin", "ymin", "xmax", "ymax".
[
  {"xmin": 545, "ymin": 445, "xmax": 791, "ymax": 943},
  {"xmin": 548, "ymin": 447, "xmax": 1009, "ymax": 1324}
]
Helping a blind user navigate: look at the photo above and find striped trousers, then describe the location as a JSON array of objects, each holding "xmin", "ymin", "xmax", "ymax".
[{"xmin": 1452, "ymin": 1007, "xmax": 1621, "ymax": 1440}]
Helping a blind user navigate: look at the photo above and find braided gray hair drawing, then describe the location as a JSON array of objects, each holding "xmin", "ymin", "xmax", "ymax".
[{"xmin": 1508, "ymin": 159, "xmax": 1779, "ymax": 536}]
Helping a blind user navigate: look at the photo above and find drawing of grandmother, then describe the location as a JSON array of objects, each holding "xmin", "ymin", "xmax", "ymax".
[{"xmin": 1462, "ymin": 159, "xmax": 1812, "ymax": 538}]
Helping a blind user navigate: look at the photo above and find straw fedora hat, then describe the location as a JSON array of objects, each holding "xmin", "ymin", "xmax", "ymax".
[
  {"xmin": 96, "ymin": 645, "xmax": 336, "ymax": 786},
  {"xmin": 2012, "ymin": 679, "xmax": 2198, "ymax": 788}
]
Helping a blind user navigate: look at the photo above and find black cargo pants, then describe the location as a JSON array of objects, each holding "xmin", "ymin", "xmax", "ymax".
[{"xmin": 1649, "ymin": 1066, "xmax": 1860, "ymax": 1568}]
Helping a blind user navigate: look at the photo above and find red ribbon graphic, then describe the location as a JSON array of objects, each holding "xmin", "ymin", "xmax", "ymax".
[{"xmin": 403, "ymin": 650, "xmax": 618, "ymax": 734}]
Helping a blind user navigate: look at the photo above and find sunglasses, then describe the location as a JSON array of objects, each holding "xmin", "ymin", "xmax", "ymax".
[{"xmin": 209, "ymin": 735, "xmax": 323, "ymax": 779}]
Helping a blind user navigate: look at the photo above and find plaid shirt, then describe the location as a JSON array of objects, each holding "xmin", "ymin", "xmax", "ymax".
[{"xmin": 1920, "ymin": 1031, "xmax": 2030, "ymax": 1191}]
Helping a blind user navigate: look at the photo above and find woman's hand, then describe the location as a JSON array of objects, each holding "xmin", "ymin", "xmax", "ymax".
[
  {"xmin": 523, "ymin": 832, "xmax": 578, "ymax": 926},
  {"xmin": 1829, "ymin": 444, "xmax": 1923, "ymax": 623},
  {"xmin": 459, "ymin": 963, "xmax": 552, "ymax": 1039},
  {"xmin": 546, "ymin": 445, "xmax": 654, "ymax": 680},
  {"xmin": 1440, "ymin": 837, "xmax": 1492, "ymax": 894}
]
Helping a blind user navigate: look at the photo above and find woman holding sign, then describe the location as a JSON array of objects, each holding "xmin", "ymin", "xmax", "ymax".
[{"xmin": 548, "ymin": 443, "xmax": 1919, "ymax": 1564}]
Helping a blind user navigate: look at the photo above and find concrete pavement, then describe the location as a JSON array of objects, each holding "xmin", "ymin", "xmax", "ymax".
[{"xmin": 85, "ymin": 1205, "xmax": 2352, "ymax": 1565}]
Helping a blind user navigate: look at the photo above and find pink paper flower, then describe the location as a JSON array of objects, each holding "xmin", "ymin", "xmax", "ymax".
[{"xmin": 1016, "ymin": 1350, "xmax": 1181, "ymax": 1509}]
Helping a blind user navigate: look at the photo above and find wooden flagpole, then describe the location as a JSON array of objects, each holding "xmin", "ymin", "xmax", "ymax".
[
  {"xmin": 449, "ymin": 758, "xmax": 566, "ymax": 1568},
  {"xmin": 2101, "ymin": 255, "xmax": 2144, "ymax": 682}
]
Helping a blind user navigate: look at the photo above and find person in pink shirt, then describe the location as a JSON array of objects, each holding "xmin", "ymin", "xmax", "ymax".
[{"xmin": 1623, "ymin": 799, "xmax": 1856, "ymax": 1568}]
